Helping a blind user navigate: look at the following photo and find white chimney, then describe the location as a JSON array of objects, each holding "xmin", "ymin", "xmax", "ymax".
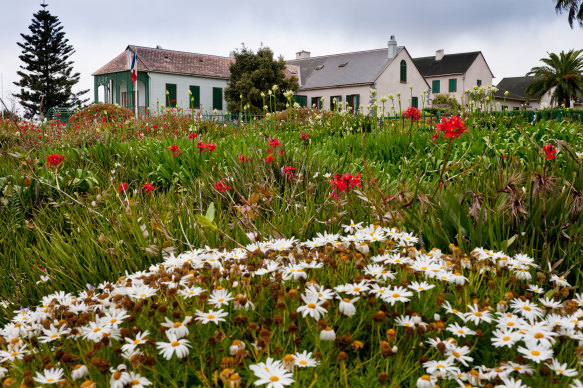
[
  {"xmin": 387, "ymin": 35, "xmax": 397, "ymax": 59},
  {"xmin": 296, "ymin": 50, "xmax": 310, "ymax": 60},
  {"xmin": 435, "ymin": 49, "xmax": 444, "ymax": 61}
]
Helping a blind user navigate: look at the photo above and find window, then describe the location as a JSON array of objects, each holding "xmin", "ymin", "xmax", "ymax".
[
  {"xmin": 189, "ymin": 86, "xmax": 200, "ymax": 109},
  {"xmin": 477, "ymin": 79, "xmax": 482, "ymax": 87},
  {"xmin": 513, "ymin": 107, "xmax": 520, "ymax": 111},
  {"xmin": 293, "ymin": 95, "xmax": 308, "ymax": 107},
  {"xmin": 432, "ymin": 80, "xmax": 440, "ymax": 94},
  {"xmin": 330, "ymin": 95, "xmax": 342, "ymax": 111},
  {"xmin": 121, "ymin": 91, "xmax": 128, "ymax": 108},
  {"xmin": 400, "ymin": 60, "xmax": 407, "ymax": 83},
  {"xmin": 311, "ymin": 97, "xmax": 322, "ymax": 109},
  {"xmin": 448, "ymin": 79, "xmax": 457, "ymax": 93},
  {"xmin": 411, "ymin": 96, "xmax": 418, "ymax": 108},
  {"xmin": 166, "ymin": 83, "xmax": 177, "ymax": 107},
  {"xmin": 345, "ymin": 94, "xmax": 360, "ymax": 113},
  {"xmin": 213, "ymin": 87, "xmax": 223, "ymax": 110}
]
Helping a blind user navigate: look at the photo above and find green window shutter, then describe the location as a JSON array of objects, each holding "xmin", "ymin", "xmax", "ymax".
[
  {"xmin": 213, "ymin": 87, "xmax": 223, "ymax": 110},
  {"xmin": 189, "ymin": 86, "xmax": 200, "ymax": 109},
  {"xmin": 293, "ymin": 95, "xmax": 307, "ymax": 107},
  {"xmin": 432, "ymin": 80, "xmax": 440, "ymax": 94},
  {"xmin": 400, "ymin": 60, "xmax": 407, "ymax": 83},
  {"xmin": 311, "ymin": 97, "xmax": 319, "ymax": 109},
  {"xmin": 346, "ymin": 95, "xmax": 351, "ymax": 110},
  {"xmin": 165, "ymin": 83, "xmax": 177, "ymax": 107},
  {"xmin": 477, "ymin": 79, "xmax": 482, "ymax": 87},
  {"xmin": 412, "ymin": 96, "xmax": 418, "ymax": 108},
  {"xmin": 330, "ymin": 96, "xmax": 334, "ymax": 110},
  {"xmin": 354, "ymin": 94, "xmax": 360, "ymax": 113},
  {"xmin": 448, "ymin": 79, "xmax": 457, "ymax": 93}
]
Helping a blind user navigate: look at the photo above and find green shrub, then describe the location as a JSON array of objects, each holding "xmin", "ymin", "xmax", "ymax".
[{"xmin": 431, "ymin": 94, "xmax": 461, "ymax": 110}]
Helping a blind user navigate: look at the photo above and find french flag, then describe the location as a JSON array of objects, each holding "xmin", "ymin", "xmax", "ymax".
[{"xmin": 130, "ymin": 51, "xmax": 137, "ymax": 84}]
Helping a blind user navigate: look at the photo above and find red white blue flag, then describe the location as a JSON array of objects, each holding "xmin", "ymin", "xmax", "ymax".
[{"xmin": 130, "ymin": 51, "xmax": 137, "ymax": 84}]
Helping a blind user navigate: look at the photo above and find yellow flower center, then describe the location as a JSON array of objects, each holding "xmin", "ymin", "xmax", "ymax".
[
  {"xmin": 392, "ymin": 293, "xmax": 400, "ymax": 298},
  {"xmin": 171, "ymin": 341, "xmax": 180, "ymax": 347},
  {"xmin": 502, "ymin": 336, "xmax": 510, "ymax": 341},
  {"xmin": 534, "ymin": 333, "xmax": 544, "ymax": 339},
  {"xmin": 523, "ymin": 306, "xmax": 531, "ymax": 311},
  {"xmin": 173, "ymin": 322, "xmax": 182, "ymax": 328},
  {"xmin": 354, "ymin": 287, "xmax": 360, "ymax": 292},
  {"xmin": 307, "ymin": 303, "xmax": 316, "ymax": 309},
  {"xmin": 50, "ymin": 334, "xmax": 58, "ymax": 339},
  {"xmin": 342, "ymin": 298, "xmax": 350, "ymax": 303},
  {"xmin": 531, "ymin": 350, "xmax": 540, "ymax": 356},
  {"xmin": 218, "ymin": 298, "xmax": 225, "ymax": 302},
  {"xmin": 270, "ymin": 376, "xmax": 279, "ymax": 382},
  {"xmin": 474, "ymin": 312, "xmax": 482, "ymax": 317},
  {"xmin": 93, "ymin": 328, "xmax": 101, "ymax": 333},
  {"xmin": 453, "ymin": 351, "xmax": 460, "ymax": 358},
  {"xmin": 131, "ymin": 380, "xmax": 140, "ymax": 385},
  {"xmin": 133, "ymin": 339, "xmax": 140, "ymax": 345},
  {"xmin": 207, "ymin": 315, "xmax": 215, "ymax": 319},
  {"xmin": 47, "ymin": 379, "xmax": 55, "ymax": 383}
]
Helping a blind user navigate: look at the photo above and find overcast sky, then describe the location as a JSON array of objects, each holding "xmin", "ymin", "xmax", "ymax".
[{"xmin": 1, "ymin": 0, "xmax": 582, "ymax": 108}]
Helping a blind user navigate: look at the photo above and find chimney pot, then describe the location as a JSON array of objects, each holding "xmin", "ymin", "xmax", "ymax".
[
  {"xmin": 296, "ymin": 50, "xmax": 310, "ymax": 60},
  {"xmin": 435, "ymin": 49, "xmax": 444, "ymax": 61},
  {"xmin": 387, "ymin": 35, "xmax": 397, "ymax": 59}
]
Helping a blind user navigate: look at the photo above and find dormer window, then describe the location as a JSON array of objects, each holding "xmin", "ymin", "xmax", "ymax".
[
  {"xmin": 338, "ymin": 62, "xmax": 348, "ymax": 68},
  {"xmin": 315, "ymin": 64, "xmax": 324, "ymax": 70}
]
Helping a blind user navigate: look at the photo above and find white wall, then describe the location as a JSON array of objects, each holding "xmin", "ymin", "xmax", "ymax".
[
  {"xmin": 148, "ymin": 72, "xmax": 228, "ymax": 114},
  {"xmin": 375, "ymin": 48, "xmax": 430, "ymax": 112},
  {"xmin": 294, "ymin": 84, "xmax": 372, "ymax": 112},
  {"xmin": 427, "ymin": 53, "xmax": 494, "ymax": 107}
]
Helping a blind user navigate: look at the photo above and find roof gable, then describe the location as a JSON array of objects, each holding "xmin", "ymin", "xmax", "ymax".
[
  {"xmin": 93, "ymin": 45, "xmax": 233, "ymax": 79},
  {"xmin": 413, "ymin": 52, "xmax": 482, "ymax": 77},
  {"xmin": 287, "ymin": 48, "xmax": 403, "ymax": 90}
]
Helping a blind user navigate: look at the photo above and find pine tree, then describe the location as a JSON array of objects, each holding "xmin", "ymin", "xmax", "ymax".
[{"xmin": 14, "ymin": 2, "xmax": 88, "ymax": 117}]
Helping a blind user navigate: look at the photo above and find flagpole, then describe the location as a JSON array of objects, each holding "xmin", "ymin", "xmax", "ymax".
[{"xmin": 134, "ymin": 49, "xmax": 138, "ymax": 119}]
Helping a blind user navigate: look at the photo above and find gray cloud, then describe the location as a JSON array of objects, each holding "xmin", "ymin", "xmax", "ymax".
[{"xmin": 1, "ymin": 0, "xmax": 581, "ymax": 109}]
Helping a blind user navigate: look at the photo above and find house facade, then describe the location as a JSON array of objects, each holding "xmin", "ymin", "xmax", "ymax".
[
  {"xmin": 92, "ymin": 45, "xmax": 233, "ymax": 115},
  {"xmin": 286, "ymin": 36, "xmax": 430, "ymax": 113},
  {"xmin": 413, "ymin": 50, "xmax": 494, "ymax": 108},
  {"xmin": 493, "ymin": 76, "xmax": 560, "ymax": 110}
]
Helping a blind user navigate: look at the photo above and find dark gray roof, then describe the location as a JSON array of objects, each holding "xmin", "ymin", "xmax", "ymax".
[
  {"xmin": 287, "ymin": 48, "xmax": 402, "ymax": 90},
  {"xmin": 413, "ymin": 52, "xmax": 482, "ymax": 77},
  {"xmin": 494, "ymin": 76, "xmax": 540, "ymax": 101}
]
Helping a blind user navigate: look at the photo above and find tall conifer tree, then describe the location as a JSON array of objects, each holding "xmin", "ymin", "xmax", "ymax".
[{"xmin": 14, "ymin": 2, "xmax": 88, "ymax": 117}]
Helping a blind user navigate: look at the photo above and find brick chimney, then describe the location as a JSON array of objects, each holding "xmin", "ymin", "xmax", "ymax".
[
  {"xmin": 296, "ymin": 50, "xmax": 310, "ymax": 60},
  {"xmin": 435, "ymin": 49, "xmax": 444, "ymax": 61},
  {"xmin": 387, "ymin": 35, "xmax": 397, "ymax": 59}
]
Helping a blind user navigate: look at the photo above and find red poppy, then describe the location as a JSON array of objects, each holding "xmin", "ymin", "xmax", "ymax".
[
  {"xmin": 46, "ymin": 154, "xmax": 65, "ymax": 169},
  {"xmin": 117, "ymin": 182, "xmax": 128, "ymax": 193},
  {"xmin": 402, "ymin": 107, "xmax": 421, "ymax": 121},
  {"xmin": 543, "ymin": 144, "xmax": 556, "ymax": 160},
  {"xmin": 142, "ymin": 182, "xmax": 155, "ymax": 192},
  {"xmin": 432, "ymin": 116, "xmax": 468, "ymax": 141}
]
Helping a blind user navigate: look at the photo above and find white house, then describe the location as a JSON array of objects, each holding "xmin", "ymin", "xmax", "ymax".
[
  {"xmin": 413, "ymin": 50, "xmax": 494, "ymax": 108},
  {"xmin": 493, "ymin": 76, "xmax": 564, "ymax": 110},
  {"xmin": 92, "ymin": 45, "xmax": 233, "ymax": 115},
  {"xmin": 286, "ymin": 36, "xmax": 430, "ymax": 113}
]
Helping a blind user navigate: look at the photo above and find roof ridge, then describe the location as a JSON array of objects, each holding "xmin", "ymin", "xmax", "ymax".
[
  {"xmin": 289, "ymin": 47, "xmax": 403, "ymax": 61},
  {"xmin": 413, "ymin": 51, "xmax": 481, "ymax": 60},
  {"xmin": 127, "ymin": 45, "xmax": 233, "ymax": 60}
]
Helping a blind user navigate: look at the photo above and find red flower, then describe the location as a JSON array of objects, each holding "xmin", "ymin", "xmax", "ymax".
[
  {"xmin": 188, "ymin": 132, "xmax": 198, "ymax": 140},
  {"xmin": 196, "ymin": 141, "xmax": 206, "ymax": 153},
  {"xmin": 432, "ymin": 116, "xmax": 468, "ymax": 141},
  {"xmin": 167, "ymin": 144, "xmax": 181, "ymax": 157},
  {"xmin": 543, "ymin": 144, "xmax": 556, "ymax": 160},
  {"xmin": 238, "ymin": 154, "xmax": 250, "ymax": 162},
  {"xmin": 282, "ymin": 166, "xmax": 297, "ymax": 181},
  {"xmin": 402, "ymin": 107, "xmax": 421, "ymax": 121},
  {"xmin": 142, "ymin": 182, "xmax": 155, "ymax": 192},
  {"xmin": 330, "ymin": 173, "xmax": 362, "ymax": 197},
  {"xmin": 213, "ymin": 180, "xmax": 232, "ymax": 192},
  {"xmin": 46, "ymin": 154, "xmax": 65, "ymax": 169},
  {"xmin": 502, "ymin": 154, "xmax": 507, "ymax": 159},
  {"xmin": 117, "ymin": 182, "xmax": 128, "ymax": 193},
  {"xmin": 268, "ymin": 138, "xmax": 281, "ymax": 148},
  {"xmin": 206, "ymin": 143, "xmax": 217, "ymax": 153},
  {"xmin": 265, "ymin": 154, "xmax": 274, "ymax": 164},
  {"xmin": 300, "ymin": 132, "xmax": 311, "ymax": 141},
  {"xmin": 24, "ymin": 178, "xmax": 31, "ymax": 187}
]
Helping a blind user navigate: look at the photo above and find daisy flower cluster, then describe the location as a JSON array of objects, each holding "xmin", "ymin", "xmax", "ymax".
[{"xmin": 0, "ymin": 223, "xmax": 581, "ymax": 387}]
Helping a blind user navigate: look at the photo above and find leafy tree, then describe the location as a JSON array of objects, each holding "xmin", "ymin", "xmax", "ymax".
[
  {"xmin": 224, "ymin": 45, "xmax": 298, "ymax": 114},
  {"xmin": 555, "ymin": 0, "xmax": 583, "ymax": 28},
  {"xmin": 525, "ymin": 49, "xmax": 583, "ymax": 107},
  {"xmin": 14, "ymin": 3, "xmax": 88, "ymax": 117}
]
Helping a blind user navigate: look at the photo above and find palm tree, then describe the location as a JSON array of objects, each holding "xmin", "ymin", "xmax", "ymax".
[
  {"xmin": 526, "ymin": 49, "xmax": 583, "ymax": 108},
  {"xmin": 555, "ymin": 0, "xmax": 583, "ymax": 28}
]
